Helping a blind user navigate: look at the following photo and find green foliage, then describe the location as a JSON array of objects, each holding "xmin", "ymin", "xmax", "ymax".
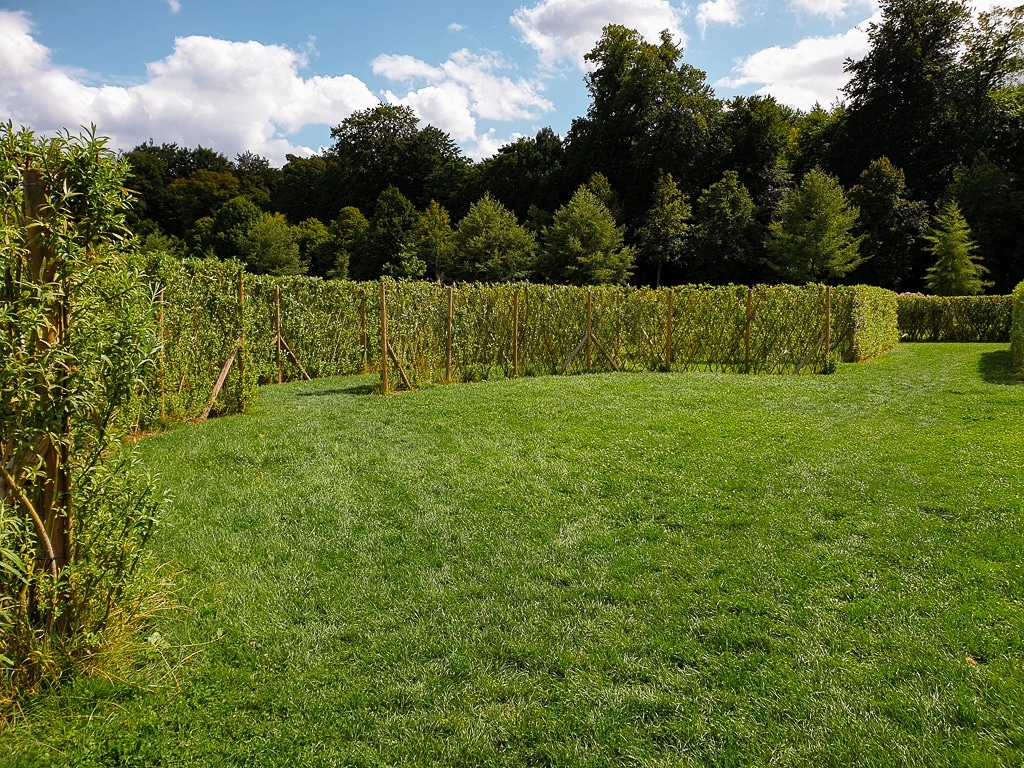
[
  {"xmin": 0, "ymin": 126, "xmax": 161, "ymax": 710},
  {"xmin": 898, "ymin": 294, "xmax": 1013, "ymax": 342},
  {"xmin": 924, "ymin": 201, "xmax": 990, "ymax": 295},
  {"xmin": 414, "ymin": 200, "xmax": 456, "ymax": 281},
  {"xmin": 767, "ymin": 169, "xmax": 865, "ymax": 283},
  {"xmin": 637, "ymin": 171, "xmax": 690, "ymax": 286},
  {"xmin": 151, "ymin": 256, "xmax": 253, "ymax": 421},
  {"xmin": 841, "ymin": 285, "xmax": 902, "ymax": 361},
  {"xmin": 946, "ymin": 155, "xmax": 1024, "ymax": 293},
  {"xmin": 238, "ymin": 212, "xmax": 303, "ymax": 276},
  {"xmin": 360, "ymin": 186, "xmax": 423, "ymax": 280},
  {"xmin": 452, "ymin": 194, "xmax": 537, "ymax": 283},
  {"xmin": 567, "ymin": 24, "xmax": 722, "ymax": 236},
  {"xmin": 541, "ymin": 186, "xmax": 634, "ymax": 285},
  {"xmin": 1011, "ymin": 282, "xmax": 1024, "ymax": 372},
  {"xmin": 849, "ymin": 158, "xmax": 929, "ymax": 291},
  {"xmin": 326, "ymin": 206, "xmax": 369, "ymax": 280},
  {"xmin": 687, "ymin": 170, "xmax": 761, "ymax": 285}
]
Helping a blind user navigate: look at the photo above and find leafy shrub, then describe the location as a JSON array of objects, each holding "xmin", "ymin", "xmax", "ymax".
[{"xmin": 1, "ymin": 126, "xmax": 162, "ymax": 712}]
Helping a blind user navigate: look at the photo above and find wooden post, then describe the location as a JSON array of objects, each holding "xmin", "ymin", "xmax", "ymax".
[
  {"xmin": 275, "ymin": 284, "xmax": 283, "ymax": 385},
  {"xmin": 665, "ymin": 289, "xmax": 673, "ymax": 370},
  {"xmin": 825, "ymin": 285, "xmax": 832, "ymax": 358},
  {"xmin": 158, "ymin": 288, "xmax": 166, "ymax": 419},
  {"xmin": 744, "ymin": 288, "xmax": 753, "ymax": 374},
  {"xmin": 513, "ymin": 290, "xmax": 520, "ymax": 378},
  {"xmin": 380, "ymin": 282, "xmax": 390, "ymax": 394},
  {"xmin": 586, "ymin": 290, "xmax": 593, "ymax": 373},
  {"xmin": 360, "ymin": 293, "xmax": 368, "ymax": 373},
  {"xmin": 237, "ymin": 272, "xmax": 246, "ymax": 408},
  {"xmin": 446, "ymin": 285, "xmax": 454, "ymax": 383}
]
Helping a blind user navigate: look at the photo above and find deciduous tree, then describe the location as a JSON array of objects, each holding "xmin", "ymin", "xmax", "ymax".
[{"xmin": 767, "ymin": 169, "xmax": 864, "ymax": 283}]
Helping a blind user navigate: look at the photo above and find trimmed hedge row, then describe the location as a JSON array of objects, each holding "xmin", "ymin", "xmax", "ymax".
[
  {"xmin": 1012, "ymin": 282, "xmax": 1024, "ymax": 374},
  {"xmin": 898, "ymin": 294, "xmax": 1013, "ymax": 342},
  {"xmin": 145, "ymin": 259, "xmax": 901, "ymax": 419}
]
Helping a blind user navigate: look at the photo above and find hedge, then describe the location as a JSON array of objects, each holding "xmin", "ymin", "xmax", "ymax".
[
  {"xmin": 898, "ymin": 294, "xmax": 1013, "ymax": 342},
  {"xmin": 1011, "ymin": 282, "xmax": 1024, "ymax": 374},
  {"xmin": 144, "ymin": 259, "xmax": 901, "ymax": 416}
]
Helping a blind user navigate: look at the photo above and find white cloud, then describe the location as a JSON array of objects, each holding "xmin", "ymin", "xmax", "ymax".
[
  {"xmin": 788, "ymin": 0, "xmax": 876, "ymax": 20},
  {"xmin": 716, "ymin": 18, "xmax": 875, "ymax": 110},
  {"xmin": 372, "ymin": 48, "xmax": 553, "ymax": 158},
  {"xmin": 0, "ymin": 11, "xmax": 379, "ymax": 165},
  {"xmin": 511, "ymin": 0, "xmax": 687, "ymax": 70},
  {"xmin": 697, "ymin": 0, "xmax": 743, "ymax": 34},
  {"xmin": 449, "ymin": 22, "xmax": 465, "ymax": 33},
  {"xmin": 165, "ymin": 0, "xmax": 181, "ymax": 13}
]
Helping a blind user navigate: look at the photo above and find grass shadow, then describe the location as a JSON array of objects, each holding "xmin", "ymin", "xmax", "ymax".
[
  {"xmin": 297, "ymin": 383, "xmax": 377, "ymax": 397},
  {"xmin": 978, "ymin": 350, "xmax": 1021, "ymax": 385}
]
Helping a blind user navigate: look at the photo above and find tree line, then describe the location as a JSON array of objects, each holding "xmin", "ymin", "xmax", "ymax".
[{"xmin": 125, "ymin": 0, "xmax": 1024, "ymax": 295}]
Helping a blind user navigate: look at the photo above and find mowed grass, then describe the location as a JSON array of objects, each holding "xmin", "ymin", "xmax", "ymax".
[{"xmin": 4, "ymin": 343, "xmax": 1024, "ymax": 766}]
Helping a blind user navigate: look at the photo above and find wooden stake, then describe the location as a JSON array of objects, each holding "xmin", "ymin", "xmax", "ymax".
[
  {"xmin": 158, "ymin": 288, "xmax": 166, "ymax": 418},
  {"xmin": 744, "ymin": 288, "xmax": 753, "ymax": 374},
  {"xmin": 513, "ymin": 290, "xmax": 520, "ymax": 378},
  {"xmin": 665, "ymin": 289, "xmax": 673, "ymax": 370},
  {"xmin": 200, "ymin": 339, "xmax": 242, "ymax": 420},
  {"xmin": 237, "ymin": 272, "xmax": 246, "ymax": 407},
  {"xmin": 360, "ymin": 294, "xmax": 369, "ymax": 373},
  {"xmin": 380, "ymin": 282, "xmax": 390, "ymax": 394},
  {"xmin": 275, "ymin": 285, "xmax": 283, "ymax": 384},
  {"xmin": 586, "ymin": 290, "xmax": 593, "ymax": 373},
  {"xmin": 446, "ymin": 285, "xmax": 454, "ymax": 383},
  {"xmin": 825, "ymin": 284, "xmax": 832, "ymax": 358}
]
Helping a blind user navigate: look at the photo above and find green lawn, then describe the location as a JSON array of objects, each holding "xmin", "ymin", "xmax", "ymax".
[{"xmin": 3, "ymin": 343, "xmax": 1023, "ymax": 766}]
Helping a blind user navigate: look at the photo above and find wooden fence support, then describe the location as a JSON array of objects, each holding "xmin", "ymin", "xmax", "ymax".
[
  {"xmin": 380, "ymin": 282, "xmax": 390, "ymax": 394},
  {"xmin": 513, "ymin": 290, "xmax": 520, "ymax": 378},
  {"xmin": 275, "ymin": 285, "xmax": 283, "ymax": 385},
  {"xmin": 744, "ymin": 288, "xmax": 753, "ymax": 374},
  {"xmin": 237, "ymin": 272, "xmax": 246, "ymax": 406},
  {"xmin": 446, "ymin": 285, "xmax": 454, "ymax": 383},
  {"xmin": 665, "ymin": 289, "xmax": 673, "ymax": 370},
  {"xmin": 586, "ymin": 290, "xmax": 593, "ymax": 373},
  {"xmin": 360, "ymin": 293, "xmax": 369, "ymax": 373},
  {"xmin": 201, "ymin": 338, "xmax": 242, "ymax": 421},
  {"xmin": 158, "ymin": 288, "xmax": 166, "ymax": 419},
  {"xmin": 825, "ymin": 285, "xmax": 832, "ymax": 358}
]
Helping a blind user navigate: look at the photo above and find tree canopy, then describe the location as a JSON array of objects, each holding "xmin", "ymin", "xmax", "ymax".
[{"xmin": 119, "ymin": 11, "xmax": 1024, "ymax": 294}]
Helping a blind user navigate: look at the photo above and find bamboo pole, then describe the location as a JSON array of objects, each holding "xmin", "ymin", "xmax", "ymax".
[
  {"xmin": 275, "ymin": 285, "xmax": 283, "ymax": 384},
  {"xmin": 380, "ymin": 282, "xmax": 390, "ymax": 394},
  {"xmin": 446, "ymin": 285, "xmax": 454, "ymax": 383}
]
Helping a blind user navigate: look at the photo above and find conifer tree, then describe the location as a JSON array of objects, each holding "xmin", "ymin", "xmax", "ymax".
[{"xmin": 924, "ymin": 201, "xmax": 990, "ymax": 295}]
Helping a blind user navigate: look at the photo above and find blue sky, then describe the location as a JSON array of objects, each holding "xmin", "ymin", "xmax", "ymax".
[{"xmin": 0, "ymin": 0, "xmax": 1006, "ymax": 164}]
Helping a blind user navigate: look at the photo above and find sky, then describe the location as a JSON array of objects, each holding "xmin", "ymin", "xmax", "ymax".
[{"xmin": 0, "ymin": 0, "xmax": 1011, "ymax": 165}]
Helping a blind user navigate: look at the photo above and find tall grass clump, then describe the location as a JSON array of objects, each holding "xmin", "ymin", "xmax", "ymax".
[{"xmin": 0, "ymin": 125, "xmax": 164, "ymax": 716}]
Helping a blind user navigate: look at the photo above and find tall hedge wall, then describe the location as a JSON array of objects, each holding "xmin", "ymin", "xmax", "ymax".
[
  {"xmin": 144, "ymin": 259, "xmax": 900, "ymax": 418},
  {"xmin": 1011, "ymin": 282, "xmax": 1024, "ymax": 374},
  {"xmin": 897, "ymin": 294, "xmax": 1013, "ymax": 342}
]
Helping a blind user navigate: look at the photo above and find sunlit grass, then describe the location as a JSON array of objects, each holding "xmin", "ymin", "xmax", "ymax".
[{"xmin": 4, "ymin": 343, "xmax": 1023, "ymax": 766}]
